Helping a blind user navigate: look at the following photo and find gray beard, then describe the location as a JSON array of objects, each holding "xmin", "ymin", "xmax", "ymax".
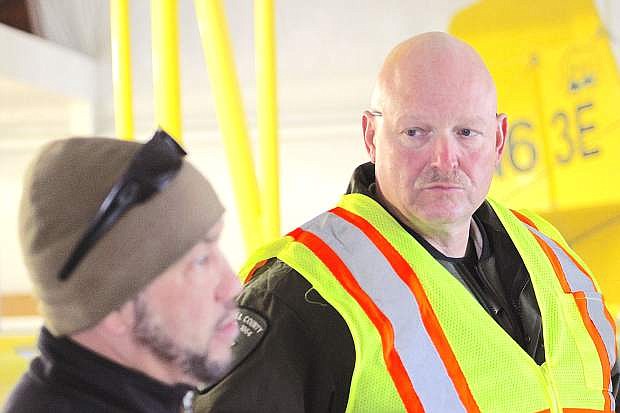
[{"xmin": 131, "ymin": 294, "xmax": 227, "ymax": 385}]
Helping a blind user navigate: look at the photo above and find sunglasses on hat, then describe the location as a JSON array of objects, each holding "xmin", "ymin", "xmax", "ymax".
[{"xmin": 57, "ymin": 129, "xmax": 186, "ymax": 281}]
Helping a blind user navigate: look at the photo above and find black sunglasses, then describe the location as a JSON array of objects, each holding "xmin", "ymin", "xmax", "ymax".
[{"xmin": 57, "ymin": 129, "xmax": 187, "ymax": 281}]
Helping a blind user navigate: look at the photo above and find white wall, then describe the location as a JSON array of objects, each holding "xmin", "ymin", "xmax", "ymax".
[
  {"xmin": 1, "ymin": 0, "xmax": 619, "ymax": 299},
  {"xmin": 0, "ymin": 0, "xmax": 472, "ymax": 296}
]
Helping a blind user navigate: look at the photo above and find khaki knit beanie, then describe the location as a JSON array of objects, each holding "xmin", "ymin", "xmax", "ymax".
[{"xmin": 19, "ymin": 137, "xmax": 224, "ymax": 336}]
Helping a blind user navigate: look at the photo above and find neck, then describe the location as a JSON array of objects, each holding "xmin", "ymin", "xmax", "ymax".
[
  {"xmin": 376, "ymin": 196, "xmax": 472, "ymax": 258},
  {"xmin": 71, "ymin": 325, "xmax": 196, "ymax": 388},
  {"xmin": 413, "ymin": 219, "xmax": 472, "ymax": 258}
]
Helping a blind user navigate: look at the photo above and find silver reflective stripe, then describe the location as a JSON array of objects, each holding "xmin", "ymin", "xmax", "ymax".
[
  {"xmin": 525, "ymin": 224, "xmax": 617, "ymax": 402},
  {"xmin": 527, "ymin": 226, "xmax": 596, "ymax": 294},
  {"xmin": 301, "ymin": 212, "xmax": 467, "ymax": 412},
  {"xmin": 584, "ymin": 295, "xmax": 618, "ymax": 411}
]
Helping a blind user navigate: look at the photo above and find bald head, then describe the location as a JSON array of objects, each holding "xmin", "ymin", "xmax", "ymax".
[
  {"xmin": 371, "ymin": 32, "xmax": 497, "ymax": 114},
  {"xmin": 362, "ymin": 32, "xmax": 507, "ymax": 255}
]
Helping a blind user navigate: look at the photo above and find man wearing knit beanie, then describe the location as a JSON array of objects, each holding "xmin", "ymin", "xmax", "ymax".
[{"xmin": 3, "ymin": 131, "xmax": 242, "ymax": 413}]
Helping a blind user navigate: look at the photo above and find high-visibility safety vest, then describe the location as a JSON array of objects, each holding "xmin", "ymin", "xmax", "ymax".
[{"xmin": 241, "ymin": 194, "xmax": 617, "ymax": 413}]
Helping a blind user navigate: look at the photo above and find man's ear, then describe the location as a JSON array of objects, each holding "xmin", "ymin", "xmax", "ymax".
[
  {"xmin": 362, "ymin": 111, "xmax": 377, "ymax": 163},
  {"xmin": 100, "ymin": 299, "xmax": 136, "ymax": 336},
  {"xmin": 495, "ymin": 113, "xmax": 508, "ymax": 162}
]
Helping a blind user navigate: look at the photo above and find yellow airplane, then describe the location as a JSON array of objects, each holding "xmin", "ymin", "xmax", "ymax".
[{"xmin": 451, "ymin": 0, "xmax": 620, "ymax": 318}]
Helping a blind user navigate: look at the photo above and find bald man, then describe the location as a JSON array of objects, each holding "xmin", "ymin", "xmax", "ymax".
[{"xmin": 198, "ymin": 32, "xmax": 619, "ymax": 412}]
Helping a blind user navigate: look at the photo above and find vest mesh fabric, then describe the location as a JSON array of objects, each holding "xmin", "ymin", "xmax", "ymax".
[{"xmin": 240, "ymin": 195, "xmax": 614, "ymax": 412}]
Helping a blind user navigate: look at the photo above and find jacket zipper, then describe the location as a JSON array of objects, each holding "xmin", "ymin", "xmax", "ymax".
[{"xmin": 541, "ymin": 363, "xmax": 560, "ymax": 413}]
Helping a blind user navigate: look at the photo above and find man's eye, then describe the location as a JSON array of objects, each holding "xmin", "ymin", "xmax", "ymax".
[
  {"xmin": 194, "ymin": 255, "xmax": 209, "ymax": 266},
  {"xmin": 459, "ymin": 128, "xmax": 478, "ymax": 137},
  {"xmin": 402, "ymin": 128, "xmax": 425, "ymax": 137}
]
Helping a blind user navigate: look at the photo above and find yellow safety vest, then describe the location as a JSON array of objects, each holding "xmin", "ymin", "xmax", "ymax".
[{"xmin": 241, "ymin": 194, "xmax": 617, "ymax": 413}]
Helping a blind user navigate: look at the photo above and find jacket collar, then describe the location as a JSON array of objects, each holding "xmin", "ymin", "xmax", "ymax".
[{"xmin": 38, "ymin": 327, "xmax": 194, "ymax": 412}]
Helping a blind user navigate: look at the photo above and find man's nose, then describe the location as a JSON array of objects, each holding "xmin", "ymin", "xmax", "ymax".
[
  {"xmin": 429, "ymin": 134, "xmax": 458, "ymax": 171},
  {"xmin": 218, "ymin": 259, "xmax": 242, "ymax": 303}
]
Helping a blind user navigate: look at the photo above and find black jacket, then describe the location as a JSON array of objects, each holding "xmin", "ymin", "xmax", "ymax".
[
  {"xmin": 197, "ymin": 163, "xmax": 619, "ymax": 413},
  {"xmin": 2, "ymin": 327, "xmax": 194, "ymax": 413}
]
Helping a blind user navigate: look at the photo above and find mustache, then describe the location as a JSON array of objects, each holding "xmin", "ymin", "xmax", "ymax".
[{"xmin": 416, "ymin": 168, "xmax": 468, "ymax": 187}]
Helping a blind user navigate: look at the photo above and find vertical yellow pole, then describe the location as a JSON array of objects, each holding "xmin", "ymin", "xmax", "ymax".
[
  {"xmin": 194, "ymin": 0, "xmax": 263, "ymax": 254},
  {"xmin": 255, "ymin": 0, "xmax": 280, "ymax": 241},
  {"xmin": 110, "ymin": 0, "xmax": 134, "ymax": 141},
  {"xmin": 151, "ymin": 0, "xmax": 182, "ymax": 142}
]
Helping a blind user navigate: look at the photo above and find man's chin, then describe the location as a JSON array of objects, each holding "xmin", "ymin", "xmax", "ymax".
[
  {"xmin": 207, "ymin": 346, "xmax": 233, "ymax": 373},
  {"xmin": 412, "ymin": 200, "xmax": 473, "ymax": 224},
  {"xmin": 184, "ymin": 353, "xmax": 229, "ymax": 386}
]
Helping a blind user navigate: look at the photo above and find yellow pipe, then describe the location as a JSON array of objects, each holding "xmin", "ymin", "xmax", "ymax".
[
  {"xmin": 151, "ymin": 0, "xmax": 182, "ymax": 142},
  {"xmin": 255, "ymin": 0, "xmax": 280, "ymax": 242},
  {"xmin": 194, "ymin": 0, "xmax": 263, "ymax": 253},
  {"xmin": 110, "ymin": 0, "xmax": 134, "ymax": 141}
]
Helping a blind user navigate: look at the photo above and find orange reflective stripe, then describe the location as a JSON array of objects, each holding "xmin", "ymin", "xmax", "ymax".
[
  {"xmin": 529, "ymin": 230, "xmax": 612, "ymax": 412},
  {"xmin": 244, "ymin": 259, "xmax": 268, "ymax": 283},
  {"xmin": 530, "ymin": 232, "xmax": 572, "ymax": 293},
  {"xmin": 512, "ymin": 211, "xmax": 617, "ymax": 366},
  {"xmin": 548, "ymin": 239, "xmax": 616, "ymax": 344},
  {"xmin": 511, "ymin": 209, "xmax": 592, "ymax": 283},
  {"xmin": 544, "ymin": 237, "xmax": 618, "ymax": 377},
  {"xmin": 573, "ymin": 291, "xmax": 613, "ymax": 412},
  {"xmin": 331, "ymin": 207, "xmax": 481, "ymax": 412},
  {"xmin": 289, "ymin": 227, "xmax": 424, "ymax": 412},
  {"xmin": 511, "ymin": 209, "xmax": 539, "ymax": 229},
  {"xmin": 546, "ymin": 240, "xmax": 616, "ymax": 358}
]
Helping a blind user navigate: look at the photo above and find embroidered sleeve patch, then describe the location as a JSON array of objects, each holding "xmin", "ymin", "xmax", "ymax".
[
  {"xmin": 227, "ymin": 307, "xmax": 269, "ymax": 373},
  {"xmin": 200, "ymin": 307, "xmax": 268, "ymax": 392},
  {"xmin": 234, "ymin": 307, "xmax": 268, "ymax": 344}
]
